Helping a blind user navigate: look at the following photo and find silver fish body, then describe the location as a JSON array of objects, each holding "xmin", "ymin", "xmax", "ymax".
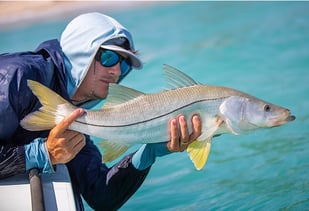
[
  {"xmin": 73, "ymin": 85, "xmax": 224, "ymax": 143},
  {"xmin": 20, "ymin": 65, "xmax": 295, "ymax": 170}
]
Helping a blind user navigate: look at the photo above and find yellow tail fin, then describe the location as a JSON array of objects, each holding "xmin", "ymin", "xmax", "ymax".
[
  {"xmin": 187, "ymin": 138, "xmax": 212, "ymax": 170},
  {"xmin": 20, "ymin": 80, "xmax": 74, "ymax": 131}
]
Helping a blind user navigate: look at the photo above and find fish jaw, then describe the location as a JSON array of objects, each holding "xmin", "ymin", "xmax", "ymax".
[
  {"xmin": 266, "ymin": 108, "xmax": 296, "ymax": 128},
  {"xmin": 244, "ymin": 99, "xmax": 296, "ymax": 130}
]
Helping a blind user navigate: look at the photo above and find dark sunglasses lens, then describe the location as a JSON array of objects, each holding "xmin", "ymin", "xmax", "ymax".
[
  {"xmin": 98, "ymin": 50, "xmax": 132, "ymax": 76},
  {"xmin": 120, "ymin": 60, "xmax": 132, "ymax": 76},
  {"xmin": 100, "ymin": 50, "xmax": 119, "ymax": 67}
]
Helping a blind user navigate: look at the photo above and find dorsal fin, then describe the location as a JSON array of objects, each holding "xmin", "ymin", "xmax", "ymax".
[
  {"xmin": 102, "ymin": 83, "xmax": 144, "ymax": 109},
  {"xmin": 163, "ymin": 64, "xmax": 198, "ymax": 90}
]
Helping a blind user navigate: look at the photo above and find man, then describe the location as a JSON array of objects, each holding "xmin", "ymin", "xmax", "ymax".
[{"xmin": 0, "ymin": 13, "xmax": 201, "ymax": 210}]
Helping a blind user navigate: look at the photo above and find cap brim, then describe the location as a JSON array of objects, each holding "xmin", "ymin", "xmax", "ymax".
[{"xmin": 100, "ymin": 44, "xmax": 143, "ymax": 69}]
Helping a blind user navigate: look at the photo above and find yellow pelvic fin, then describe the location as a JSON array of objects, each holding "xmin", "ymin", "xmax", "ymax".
[
  {"xmin": 187, "ymin": 138, "xmax": 212, "ymax": 170},
  {"xmin": 20, "ymin": 80, "xmax": 73, "ymax": 131},
  {"xmin": 100, "ymin": 141, "xmax": 130, "ymax": 162}
]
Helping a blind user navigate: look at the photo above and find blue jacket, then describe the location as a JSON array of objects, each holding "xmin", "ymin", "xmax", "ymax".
[{"xmin": 0, "ymin": 39, "xmax": 150, "ymax": 210}]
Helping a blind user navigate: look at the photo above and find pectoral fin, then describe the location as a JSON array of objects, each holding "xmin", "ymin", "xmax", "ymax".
[
  {"xmin": 100, "ymin": 141, "xmax": 130, "ymax": 162},
  {"xmin": 197, "ymin": 117, "xmax": 223, "ymax": 141},
  {"xmin": 187, "ymin": 138, "xmax": 212, "ymax": 170}
]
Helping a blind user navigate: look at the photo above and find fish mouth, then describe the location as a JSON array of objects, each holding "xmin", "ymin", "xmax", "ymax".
[
  {"xmin": 282, "ymin": 109, "xmax": 296, "ymax": 122},
  {"xmin": 286, "ymin": 115, "xmax": 296, "ymax": 122},
  {"xmin": 270, "ymin": 109, "xmax": 296, "ymax": 127}
]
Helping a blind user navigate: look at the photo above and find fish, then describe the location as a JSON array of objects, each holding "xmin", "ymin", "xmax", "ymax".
[{"xmin": 20, "ymin": 65, "xmax": 295, "ymax": 170}]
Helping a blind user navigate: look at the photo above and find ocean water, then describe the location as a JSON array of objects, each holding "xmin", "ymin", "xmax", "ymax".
[{"xmin": 1, "ymin": 2, "xmax": 308, "ymax": 211}]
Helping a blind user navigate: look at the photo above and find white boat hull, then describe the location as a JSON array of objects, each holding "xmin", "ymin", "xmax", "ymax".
[{"xmin": 0, "ymin": 165, "xmax": 76, "ymax": 211}]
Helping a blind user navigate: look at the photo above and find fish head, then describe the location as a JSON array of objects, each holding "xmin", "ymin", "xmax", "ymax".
[
  {"xmin": 219, "ymin": 96, "xmax": 295, "ymax": 134},
  {"xmin": 244, "ymin": 98, "xmax": 296, "ymax": 129}
]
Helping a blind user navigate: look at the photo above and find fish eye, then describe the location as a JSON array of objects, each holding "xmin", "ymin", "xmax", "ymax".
[{"xmin": 264, "ymin": 104, "xmax": 271, "ymax": 112}]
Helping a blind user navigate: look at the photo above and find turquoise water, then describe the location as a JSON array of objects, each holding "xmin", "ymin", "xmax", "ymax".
[{"xmin": 1, "ymin": 2, "xmax": 308, "ymax": 210}]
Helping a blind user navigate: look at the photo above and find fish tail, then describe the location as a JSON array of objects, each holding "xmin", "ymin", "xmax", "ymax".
[{"xmin": 20, "ymin": 80, "xmax": 74, "ymax": 131}]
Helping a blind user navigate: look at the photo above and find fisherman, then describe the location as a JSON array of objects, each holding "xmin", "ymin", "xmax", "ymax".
[{"xmin": 0, "ymin": 13, "xmax": 201, "ymax": 210}]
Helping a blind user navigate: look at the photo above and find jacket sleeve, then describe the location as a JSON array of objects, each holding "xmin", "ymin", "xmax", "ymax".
[
  {"xmin": 67, "ymin": 136, "xmax": 151, "ymax": 210},
  {"xmin": 0, "ymin": 51, "xmax": 56, "ymax": 178},
  {"xmin": 0, "ymin": 139, "xmax": 54, "ymax": 179},
  {"xmin": 0, "ymin": 145, "xmax": 26, "ymax": 179}
]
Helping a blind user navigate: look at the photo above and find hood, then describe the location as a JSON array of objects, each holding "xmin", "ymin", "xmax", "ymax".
[{"xmin": 60, "ymin": 12, "xmax": 141, "ymax": 98}]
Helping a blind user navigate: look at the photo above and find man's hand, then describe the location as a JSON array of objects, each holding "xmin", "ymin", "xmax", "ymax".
[
  {"xmin": 167, "ymin": 114, "xmax": 202, "ymax": 152},
  {"xmin": 131, "ymin": 114, "xmax": 202, "ymax": 170},
  {"xmin": 46, "ymin": 108, "xmax": 86, "ymax": 165}
]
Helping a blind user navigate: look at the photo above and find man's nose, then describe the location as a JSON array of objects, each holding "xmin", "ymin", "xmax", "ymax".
[{"xmin": 108, "ymin": 62, "xmax": 121, "ymax": 77}]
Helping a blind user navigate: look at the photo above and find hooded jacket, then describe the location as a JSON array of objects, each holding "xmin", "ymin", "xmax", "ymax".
[
  {"xmin": 0, "ymin": 13, "xmax": 150, "ymax": 210},
  {"xmin": 60, "ymin": 12, "xmax": 141, "ymax": 102}
]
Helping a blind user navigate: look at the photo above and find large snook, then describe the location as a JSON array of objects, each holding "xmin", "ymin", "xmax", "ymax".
[{"xmin": 20, "ymin": 65, "xmax": 295, "ymax": 170}]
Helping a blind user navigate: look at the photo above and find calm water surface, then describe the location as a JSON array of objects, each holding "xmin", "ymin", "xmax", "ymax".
[{"xmin": 1, "ymin": 2, "xmax": 308, "ymax": 211}]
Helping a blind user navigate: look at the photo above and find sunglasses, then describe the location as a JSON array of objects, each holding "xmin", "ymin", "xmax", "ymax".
[{"xmin": 95, "ymin": 50, "xmax": 132, "ymax": 76}]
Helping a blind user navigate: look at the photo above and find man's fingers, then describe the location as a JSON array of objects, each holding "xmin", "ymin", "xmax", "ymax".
[
  {"xmin": 179, "ymin": 115, "xmax": 189, "ymax": 142},
  {"xmin": 48, "ymin": 130, "xmax": 85, "ymax": 164},
  {"xmin": 72, "ymin": 135, "xmax": 86, "ymax": 152},
  {"xmin": 179, "ymin": 115, "xmax": 189, "ymax": 152},
  {"xmin": 46, "ymin": 109, "xmax": 85, "ymax": 165},
  {"xmin": 56, "ymin": 109, "xmax": 85, "ymax": 134},
  {"xmin": 63, "ymin": 130, "xmax": 86, "ymax": 148},
  {"xmin": 167, "ymin": 118, "xmax": 179, "ymax": 152},
  {"xmin": 65, "ymin": 132, "xmax": 86, "ymax": 157},
  {"xmin": 189, "ymin": 115, "xmax": 202, "ymax": 141}
]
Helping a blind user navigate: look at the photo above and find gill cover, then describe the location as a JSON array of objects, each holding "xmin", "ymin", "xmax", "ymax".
[{"xmin": 219, "ymin": 96, "xmax": 248, "ymax": 135}]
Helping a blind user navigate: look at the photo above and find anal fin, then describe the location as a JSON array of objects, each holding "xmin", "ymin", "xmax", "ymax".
[{"xmin": 100, "ymin": 141, "xmax": 130, "ymax": 162}]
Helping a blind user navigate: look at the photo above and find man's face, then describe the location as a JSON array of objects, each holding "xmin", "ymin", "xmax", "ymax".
[{"xmin": 71, "ymin": 58, "xmax": 121, "ymax": 103}]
